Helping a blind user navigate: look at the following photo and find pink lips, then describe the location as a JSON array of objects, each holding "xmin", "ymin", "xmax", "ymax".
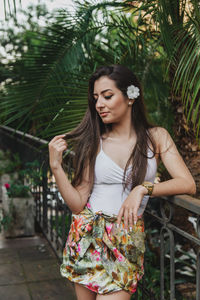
[{"xmin": 100, "ymin": 112, "xmax": 109, "ymax": 117}]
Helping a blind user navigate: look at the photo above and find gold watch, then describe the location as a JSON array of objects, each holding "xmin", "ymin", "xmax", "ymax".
[{"xmin": 141, "ymin": 181, "xmax": 154, "ymax": 196}]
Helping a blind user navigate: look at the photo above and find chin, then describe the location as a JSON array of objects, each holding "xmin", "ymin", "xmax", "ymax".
[{"xmin": 101, "ymin": 119, "xmax": 113, "ymax": 124}]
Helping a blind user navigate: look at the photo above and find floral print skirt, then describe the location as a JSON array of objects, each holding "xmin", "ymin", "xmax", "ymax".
[{"xmin": 60, "ymin": 204, "xmax": 146, "ymax": 295}]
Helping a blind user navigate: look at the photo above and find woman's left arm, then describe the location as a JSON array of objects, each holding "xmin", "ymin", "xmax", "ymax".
[
  {"xmin": 150, "ymin": 127, "xmax": 196, "ymax": 196},
  {"xmin": 117, "ymin": 127, "xmax": 196, "ymax": 230}
]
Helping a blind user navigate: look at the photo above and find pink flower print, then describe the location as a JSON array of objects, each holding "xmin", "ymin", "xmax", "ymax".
[
  {"xmin": 117, "ymin": 254, "xmax": 124, "ymax": 262},
  {"xmin": 130, "ymin": 282, "xmax": 137, "ymax": 293},
  {"xmin": 70, "ymin": 247, "xmax": 74, "ymax": 256},
  {"xmin": 86, "ymin": 202, "xmax": 91, "ymax": 209},
  {"xmin": 86, "ymin": 282, "xmax": 99, "ymax": 293},
  {"xmin": 71, "ymin": 241, "xmax": 76, "ymax": 247},
  {"xmin": 93, "ymin": 250, "xmax": 101, "ymax": 261},
  {"xmin": 106, "ymin": 224, "xmax": 112, "ymax": 234},
  {"xmin": 77, "ymin": 243, "xmax": 81, "ymax": 252},
  {"xmin": 85, "ymin": 224, "xmax": 92, "ymax": 232},
  {"xmin": 66, "ymin": 232, "xmax": 72, "ymax": 243},
  {"xmin": 113, "ymin": 247, "xmax": 118, "ymax": 255},
  {"xmin": 113, "ymin": 247, "xmax": 125, "ymax": 262},
  {"xmin": 130, "ymin": 287, "xmax": 137, "ymax": 293}
]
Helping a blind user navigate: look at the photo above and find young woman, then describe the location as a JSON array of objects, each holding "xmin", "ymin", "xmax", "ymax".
[{"xmin": 48, "ymin": 65, "xmax": 196, "ymax": 300}]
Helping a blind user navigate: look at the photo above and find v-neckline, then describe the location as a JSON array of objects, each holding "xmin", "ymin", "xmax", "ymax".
[
  {"xmin": 100, "ymin": 148, "xmax": 132, "ymax": 172},
  {"xmin": 99, "ymin": 137, "xmax": 133, "ymax": 172}
]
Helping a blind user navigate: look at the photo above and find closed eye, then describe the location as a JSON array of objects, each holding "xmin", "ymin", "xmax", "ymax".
[{"xmin": 104, "ymin": 95, "xmax": 112, "ymax": 99}]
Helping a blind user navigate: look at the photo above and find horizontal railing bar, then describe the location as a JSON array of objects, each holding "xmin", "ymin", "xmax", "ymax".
[
  {"xmin": 145, "ymin": 210, "xmax": 200, "ymax": 246},
  {"xmin": 0, "ymin": 125, "xmax": 74, "ymax": 157},
  {"xmin": 169, "ymin": 194, "xmax": 200, "ymax": 215},
  {"xmin": 0, "ymin": 125, "xmax": 48, "ymax": 145},
  {"xmin": 168, "ymin": 223, "xmax": 200, "ymax": 245},
  {"xmin": 1, "ymin": 130, "xmax": 45, "ymax": 154}
]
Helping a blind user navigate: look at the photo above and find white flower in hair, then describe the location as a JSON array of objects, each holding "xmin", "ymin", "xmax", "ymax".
[{"xmin": 127, "ymin": 85, "xmax": 140, "ymax": 99}]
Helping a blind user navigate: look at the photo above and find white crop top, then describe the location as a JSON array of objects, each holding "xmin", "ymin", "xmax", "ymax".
[{"xmin": 87, "ymin": 137, "xmax": 157, "ymax": 216}]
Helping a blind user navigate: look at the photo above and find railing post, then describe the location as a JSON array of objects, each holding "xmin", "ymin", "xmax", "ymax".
[
  {"xmin": 42, "ymin": 160, "xmax": 48, "ymax": 233},
  {"xmin": 197, "ymin": 216, "xmax": 200, "ymax": 300},
  {"xmin": 160, "ymin": 227, "xmax": 165, "ymax": 300},
  {"xmin": 160, "ymin": 200, "xmax": 175, "ymax": 300}
]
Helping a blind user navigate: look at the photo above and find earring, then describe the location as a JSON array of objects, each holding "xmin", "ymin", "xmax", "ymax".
[{"xmin": 128, "ymin": 101, "xmax": 132, "ymax": 106}]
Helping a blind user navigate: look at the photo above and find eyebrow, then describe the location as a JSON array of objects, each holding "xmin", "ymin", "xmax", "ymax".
[{"xmin": 93, "ymin": 89, "xmax": 113, "ymax": 96}]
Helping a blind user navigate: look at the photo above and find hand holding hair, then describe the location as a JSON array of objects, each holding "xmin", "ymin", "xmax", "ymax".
[{"xmin": 48, "ymin": 134, "xmax": 68, "ymax": 171}]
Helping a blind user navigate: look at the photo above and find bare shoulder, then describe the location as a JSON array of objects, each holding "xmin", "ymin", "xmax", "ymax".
[
  {"xmin": 148, "ymin": 126, "xmax": 173, "ymax": 152},
  {"xmin": 149, "ymin": 126, "xmax": 169, "ymax": 138}
]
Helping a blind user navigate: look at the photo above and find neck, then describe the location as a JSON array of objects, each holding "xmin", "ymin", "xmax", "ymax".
[{"xmin": 108, "ymin": 117, "xmax": 135, "ymax": 141}]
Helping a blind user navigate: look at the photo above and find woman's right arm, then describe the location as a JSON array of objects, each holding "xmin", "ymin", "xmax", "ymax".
[{"xmin": 48, "ymin": 134, "xmax": 91, "ymax": 214}]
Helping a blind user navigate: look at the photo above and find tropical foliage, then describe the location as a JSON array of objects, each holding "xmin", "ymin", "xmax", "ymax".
[{"xmin": 0, "ymin": 0, "xmax": 199, "ymax": 142}]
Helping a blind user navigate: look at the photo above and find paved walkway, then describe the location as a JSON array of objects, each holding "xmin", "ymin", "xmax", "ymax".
[{"xmin": 0, "ymin": 232, "xmax": 77, "ymax": 300}]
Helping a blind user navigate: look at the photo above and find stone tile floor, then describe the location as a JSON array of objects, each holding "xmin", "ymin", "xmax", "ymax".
[{"xmin": 0, "ymin": 232, "xmax": 77, "ymax": 300}]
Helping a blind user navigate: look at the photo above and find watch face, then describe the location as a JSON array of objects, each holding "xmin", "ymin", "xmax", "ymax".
[{"xmin": 142, "ymin": 182, "xmax": 153, "ymax": 196}]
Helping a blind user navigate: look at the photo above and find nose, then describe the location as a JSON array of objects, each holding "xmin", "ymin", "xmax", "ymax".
[{"xmin": 96, "ymin": 96, "xmax": 105, "ymax": 108}]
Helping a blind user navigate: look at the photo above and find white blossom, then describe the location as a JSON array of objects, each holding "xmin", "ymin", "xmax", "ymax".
[{"xmin": 127, "ymin": 85, "xmax": 140, "ymax": 99}]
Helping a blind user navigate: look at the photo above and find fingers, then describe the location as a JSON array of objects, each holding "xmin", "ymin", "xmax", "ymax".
[
  {"xmin": 117, "ymin": 206, "xmax": 138, "ymax": 232},
  {"xmin": 124, "ymin": 208, "xmax": 135, "ymax": 231},
  {"xmin": 48, "ymin": 134, "xmax": 66, "ymax": 146},
  {"xmin": 48, "ymin": 134, "xmax": 68, "ymax": 170},
  {"xmin": 48, "ymin": 134, "xmax": 67, "ymax": 150},
  {"xmin": 124, "ymin": 209, "xmax": 129, "ymax": 231},
  {"xmin": 128, "ymin": 209, "xmax": 133, "ymax": 231},
  {"xmin": 117, "ymin": 207, "xmax": 124, "ymax": 227},
  {"xmin": 133, "ymin": 210, "xmax": 138, "ymax": 226}
]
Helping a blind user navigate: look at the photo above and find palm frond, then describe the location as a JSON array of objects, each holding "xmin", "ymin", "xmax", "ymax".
[{"xmin": 0, "ymin": 0, "xmax": 172, "ymax": 140}]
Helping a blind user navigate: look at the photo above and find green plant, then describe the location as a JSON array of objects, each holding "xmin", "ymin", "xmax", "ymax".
[
  {"xmin": 0, "ymin": 211, "xmax": 12, "ymax": 233},
  {"xmin": 0, "ymin": 152, "xmax": 22, "ymax": 176},
  {"xmin": 51, "ymin": 214, "xmax": 71, "ymax": 239},
  {"xmin": 0, "ymin": 199, "xmax": 13, "ymax": 233},
  {"xmin": 2, "ymin": 157, "xmax": 43, "ymax": 197},
  {"xmin": 5, "ymin": 181, "xmax": 31, "ymax": 198},
  {"xmin": 19, "ymin": 160, "xmax": 43, "ymax": 187}
]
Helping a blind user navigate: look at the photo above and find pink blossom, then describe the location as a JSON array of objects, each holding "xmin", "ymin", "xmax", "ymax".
[
  {"xmin": 77, "ymin": 243, "xmax": 81, "ymax": 252},
  {"xmin": 86, "ymin": 202, "xmax": 91, "ymax": 208},
  {"xmin": 70, "ymin": 247, "xmax": 74, "ymax": 256},
  {"xmin": 113, "ymin": 247, "xmax": 124, "ymax": 262},
  {"xmin": 4, "ymin": 183, "xmax": 10, "ymax": 189},
  {"xmin": 86, "ymin": 282, "xmax": 99, "ymax": 293},
  {"xmin": 85, "ymin": 224, "xmax": 92, "ymax": 232},
  {"xmin": 137, "ymin": 273, "xmax": 140, "ymax": 280},
  {"xmin": 117, "ymin": 254, "xmax": 124, "ymax": 262},
  {"xmin": 130, "ymin": 282, "xmax": 137, "ymax": 293},
  {"xmin": 113, "ymin": 247, "xmax": 118, "ymax": 255},
  {"xmin": 71, "ymin": 241, "xmax": 76, "ymax": 247},
  {"xmin": 91, "ymin": 250, "xmax": 101, "ymax": 261},
  {"xmin": 106, "ymin": 224, "xmax": 112, "ymax": 234}
]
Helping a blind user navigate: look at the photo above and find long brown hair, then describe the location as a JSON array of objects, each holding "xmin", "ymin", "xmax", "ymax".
[{"xmin": 64, "ymin": 65, "xmax": 157, "ymax": 192}]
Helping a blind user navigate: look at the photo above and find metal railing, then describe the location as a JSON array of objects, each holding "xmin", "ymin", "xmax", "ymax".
[{"xmin": 0, "ymin": 125, "xmax": 199, "ymax": 300}]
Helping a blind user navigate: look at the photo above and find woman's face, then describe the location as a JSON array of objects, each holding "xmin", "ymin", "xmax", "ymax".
[{"xmin": 93, "ymin": 76, "xmax": 132, "ymax": 124}]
